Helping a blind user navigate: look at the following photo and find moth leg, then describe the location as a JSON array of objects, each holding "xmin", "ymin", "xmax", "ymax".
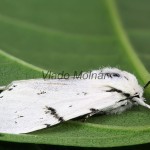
[{"xmin": 83, "ymin": 108, "xmax": 102, "ymax": 122}]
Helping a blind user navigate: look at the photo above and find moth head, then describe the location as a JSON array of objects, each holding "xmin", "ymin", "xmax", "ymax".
[
  {"xmin": 99, "ymin": 68, "xmax": 150, "ymax": 109},
  {"xmin": 130, "ymin": 81, "xmax": 150, "ymax": 109}
]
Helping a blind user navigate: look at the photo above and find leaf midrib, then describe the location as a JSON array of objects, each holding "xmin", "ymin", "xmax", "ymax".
[
  {"xmin": 0, "ymin": 49, "xmax": 42, "ymax": 72},
  {"xmin": 106, "ymin": 0, "xmax": 150, "ymax": 83}
]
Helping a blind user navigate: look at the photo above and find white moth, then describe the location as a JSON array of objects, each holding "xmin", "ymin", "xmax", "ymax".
[{"xmin": 0, "ymin": 67, "xmax": 150, "ymax": 134}]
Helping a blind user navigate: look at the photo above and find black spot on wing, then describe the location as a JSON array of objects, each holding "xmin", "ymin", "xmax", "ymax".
[
  {"xmin": 19, "ymin": 116, "xmax": 24, "ymax": 118},
  {"xmin": 77, "ymin": 92, "xmax": 88, "ymax": 96},
  {"xmin": 37, "ymin": 91, "xmax": 46, "ymax": 95},
  {"xmin": 112, "ymin": 73, "xmax": 120, "ymax": 77},
  {"xmin": 16, "ymin": 115, "xmax": 24, "ymax": 119},
  {"xmin": 58, "ymin": 117, "xmax": 64, "ymax": 122},
  {"xmin": 8, "ymin": 88, "xmax": 13, "ymax": 91},
  {"xmin": 90, "ymin": 108, "xmax": 99, "ymax": 112},
  {"xmin": 0, "ymin": 96, "xmax": 3, "ymax": 98},
  {"xmin": 82, "ymin": 92, "xmax": 87, "ymax": 95},
  {"xmin": 44, "ymin": 124, "xmax": 51, "ymax": 128}
]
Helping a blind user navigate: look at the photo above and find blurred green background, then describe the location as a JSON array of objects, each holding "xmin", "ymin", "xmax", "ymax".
[
  {"xmin": 0, "ymin": 0, "xmax": 149, "ymax": 73},
  {"xmin": 0, "ymin": 0, "xmax": 150, "ymax": 149}
]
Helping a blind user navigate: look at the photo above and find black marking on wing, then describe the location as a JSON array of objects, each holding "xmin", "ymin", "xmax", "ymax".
[
  {"xmin": 82, "ymin": 92, "xmax": 87, "ymax": 95},
  {"xmin": 112, "ymin": 73, "xmax": 120, "ymax": 77},
  {"xmin": 106, "ymin": 88, "xmax": 122, "ymax": 93},
  {"xmin": 90, "ymin": 108, "xmax": 99, "ymax": 113},
  {"xmin": 0, "ymin": 96, "xmax": 3, "ymax": 98},
  {"xmin": 105, "ymin": 73, "xmax": 121, "ymax": 78},
  {"xmin": 118, "ymin": 99, "xmax": 126, "ymax": 102},
  {"xmin": 69, "ymin": 105, "xmax": 72, "ymax": 107},
  {"xmin": 124, "ymin": 76, "xmax": 129, "ymax": 80},
  {"xmin": 90, "ymin": 108, "xmax": 104, "ymax": 114},
  {"xmin": 37, "ymin": 91, "xmax": 46, "ymax": 95},
  {"xmin": 44, "ymin": 124, "xmax": 51, "ymax": 128},
  {"xmin": 106, "ymin": 88, "xmax": 130, "ymax": 97},
  {"xmin": 83, "ymin": 108, "xmax": 104, "ymax": 122},
  {"xmin": 121, "ymin": 104, "xmax": 126, "ymax": 107},
  {"xmin": 118, "ymin": 94, "xmax": 140, "ymax": 103},
  {"xmin": 19, "ymin": 116, "xmax": 24, "ymax": 118},
  {"xmin": 45, "ymin": 106, "xmax": 65, "ymax": 122},
  {"xmin": 106, "ymin": 87, "xmax": 133, "ymax": 105},
  {"xmin": 77, "ymin": 92, "xmax": 88, "ymax": 96},
  {"xmin": 45, "ymin": 106, "xmax": 56, "ymax": 115},
  {"xmin": 7, "ymin": 85, "xmax": 17, "ymax": 92},
  {"xmin": 58, "ymin": 117, "xmax": 64, "ymax": 122},
  {"xmin": 17, "ymin": 115, "xmax": 24, "ymax": 118},
  {"xmin": 105, "ymin": 73, "xmax": 112, "ymax": 78}
]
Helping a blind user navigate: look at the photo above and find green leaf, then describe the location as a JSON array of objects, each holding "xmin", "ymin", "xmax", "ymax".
[
  {"xmin": 117, "ymin": 0, "xmax": 150, "ymax": 72},
  {"xmin": 0, "ymin": 0, "xmax": 150, "ymax": 148}
]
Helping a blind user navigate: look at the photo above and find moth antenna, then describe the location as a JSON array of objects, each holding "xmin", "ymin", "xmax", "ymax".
[{"xmin": 144, "ymin": 81, "xmax": 150, "ymax": 89}]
